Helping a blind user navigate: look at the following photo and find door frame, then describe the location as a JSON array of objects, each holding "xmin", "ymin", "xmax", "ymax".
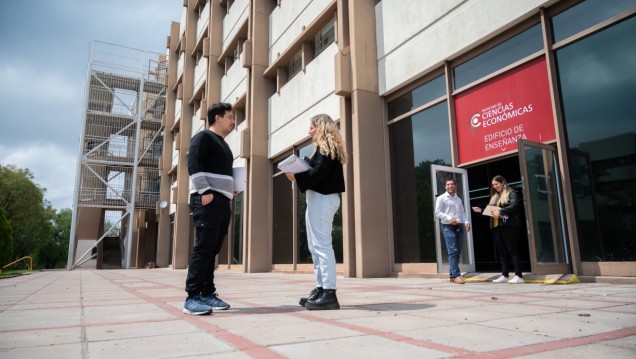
[
  {"xmin": 431, "ymin": 165, "xmax": 475, "ymax": 274},
  {"xmin": 518, "ymin": 139, "xmax": 571, "ymax": 275}
]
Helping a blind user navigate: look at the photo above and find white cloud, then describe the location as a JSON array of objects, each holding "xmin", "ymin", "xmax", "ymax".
[
  {"xmin": 0, "ymin": 62, "xmax": 81, "ymax": 104},
  {"xmin": 0, "ymin": 143, "xmax": 78, "ymax": 210}
]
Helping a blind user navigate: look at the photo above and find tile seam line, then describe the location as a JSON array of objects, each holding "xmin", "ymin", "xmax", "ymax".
[
  {"xmin": 289, "ymin": 311, "xmax": 476, "ymax": 356},
  {"xmin": 457, "ymin": 326, "xmax": 636, "ymax": 358},
  {"xmin": 91, "ymin": 270, "xmax": 286, "ymax": 359},
  {"xmin": 93, "ymin": 271, "xmax": 475, "ymax": 356},
  {"xmin": 0, "ymin": 271, "xmax": 68, "ymax": 314}
]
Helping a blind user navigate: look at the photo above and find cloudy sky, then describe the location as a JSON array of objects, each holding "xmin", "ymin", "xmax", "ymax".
[{"xmin": 0, "ymin": 0, "xmax": 182, "ymax": 211}]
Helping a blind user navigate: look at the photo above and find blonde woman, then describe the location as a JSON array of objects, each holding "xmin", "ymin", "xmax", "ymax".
[
  {"xmin": 472, "ymin": 175, "xmax": 524, "ymax": 284},
  {"xmin": 285, "ymin": 114, "xmax": 347, "ymax": 310}
]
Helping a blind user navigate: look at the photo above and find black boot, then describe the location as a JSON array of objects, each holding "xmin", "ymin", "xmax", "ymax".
[
  {"xmin": 299, "ymin": 287, "xmax": 323, "ymax": 307},
  {"xmin": 305, "ymin": 289, "xmax": 340, "ymax": 310}
]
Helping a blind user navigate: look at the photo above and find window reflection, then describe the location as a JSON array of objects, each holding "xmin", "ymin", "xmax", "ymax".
[
  {"xmin": 388, "ymin": 75, "xmax": 446, "ymax": 119},
  {"xmin": 454, "ymin": 24, "xmax": 543, "ymax": 89},
  {"xmin": 272, "ymin": 173, "xmax": 293, "ymax": 264},
  {"xmin": 557, "ymin": 16, "xmax": 636, "ymax": 261},
  {"xmin": 232, "ymin": 192, "xmax": 244, "ymax": 264},
  {"xmin": 390, "ymin": 102, "xmax": 451, "ymax": 263},
  {"xmin": 297, "ymin": 143, "xmax": 313, "ymax": 264},
  {"xmin": 551, "ymin": 0, "xmax": 636, "ymax": 43}
]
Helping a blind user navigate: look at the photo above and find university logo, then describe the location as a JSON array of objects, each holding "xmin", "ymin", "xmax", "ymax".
[{"xmin": 469, "ymin": 113, "xmax": 481, "ymax": 130}]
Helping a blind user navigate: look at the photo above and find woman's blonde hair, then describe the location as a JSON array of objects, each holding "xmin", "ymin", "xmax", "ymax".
[
  {"xmin": 488, "ymin": 175, "xmax": 510, "ymax": 206},
  {"xmin": 310, "ymin": 114, "xmax": 347, "ymax": 164}
]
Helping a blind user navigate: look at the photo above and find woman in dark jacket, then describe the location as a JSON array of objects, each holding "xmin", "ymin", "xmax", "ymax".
[
  {"xmin": 472, "ymin": 175, "xmax": 525, "ymax": 284},
  {"xmin": 285, "ymin": 114, "xmax": 347, "ymax": 309}
]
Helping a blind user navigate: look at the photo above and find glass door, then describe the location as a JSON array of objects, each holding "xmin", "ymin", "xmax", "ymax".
[
  {"xmin": 518, "ymin": 139, "xmax": 571, "ymax": 274},
  {"xmin": 431, "ymin": 165, "xmax": 475, "ymax": 274}
]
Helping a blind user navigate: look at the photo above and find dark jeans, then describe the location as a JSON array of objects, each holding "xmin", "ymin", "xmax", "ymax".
[
  {"xmin": 185, "ymin": 192, "xmax": 231, "ymax": 297},
  {"xmin": 492, "ymin": 226, "xmax": 522, "ymax": 278}
]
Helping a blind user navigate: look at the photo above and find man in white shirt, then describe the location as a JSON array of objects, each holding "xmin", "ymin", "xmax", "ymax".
[{"xmin": 435, "ymin": 178, "xmax": 471, "ymax": 284}]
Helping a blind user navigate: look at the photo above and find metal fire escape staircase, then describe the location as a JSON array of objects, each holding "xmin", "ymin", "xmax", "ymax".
[{"xmin": 67, "ymin": 41, "xmax": 167, "ymax": 269}]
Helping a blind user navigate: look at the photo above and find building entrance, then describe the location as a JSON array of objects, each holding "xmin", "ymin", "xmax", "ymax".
[{"xmin": 466, "ymin": 156, "xmax": 532, "ymax": 273}]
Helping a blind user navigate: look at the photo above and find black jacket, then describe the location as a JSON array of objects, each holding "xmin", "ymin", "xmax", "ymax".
[
  {"xmin": 295, "ymin": 151, "xmax": 345, "ymax": 195},
  {"xmin": 492, "ymin": 189, "xmax": 522, "ymax": 227}
]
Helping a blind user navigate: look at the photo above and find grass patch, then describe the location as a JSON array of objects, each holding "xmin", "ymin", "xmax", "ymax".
[{"xmin": 0, "ymin": 269, "xmax": 36, "ymax": 279}]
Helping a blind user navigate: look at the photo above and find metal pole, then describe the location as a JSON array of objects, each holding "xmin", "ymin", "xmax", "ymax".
[{"xmin": 124, "ymin": 52, "xmax": 146, "ymax": 269}]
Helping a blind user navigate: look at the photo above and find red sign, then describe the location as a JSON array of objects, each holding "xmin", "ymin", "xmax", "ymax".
[{"xmin": 454, "ymin": 57, "xmax": 556, "ymax": 165}]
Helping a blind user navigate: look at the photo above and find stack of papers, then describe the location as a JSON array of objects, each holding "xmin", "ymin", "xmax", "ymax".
[
  {"xmin": 482, "ymin": 205, "xmax": 500, "ymax": 217},
  {"xmin": 277, "ymin": 154, "xmax": 312, "ymax": 173}
]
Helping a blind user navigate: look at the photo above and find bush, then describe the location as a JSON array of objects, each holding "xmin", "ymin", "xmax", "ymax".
[{"xmin": 0, "ymin": 208, "xmax": 14, "ymax": 267}]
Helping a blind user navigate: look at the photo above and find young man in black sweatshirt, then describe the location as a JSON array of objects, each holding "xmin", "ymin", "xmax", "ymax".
[{"xmin": 183, "ymin": 102, "xmax": 236, "ymax": 315}]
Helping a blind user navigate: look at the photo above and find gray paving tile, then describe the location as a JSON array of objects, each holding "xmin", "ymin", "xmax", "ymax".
[
  {"xmin": 0, "ymin": 327, "xmax": 82, "ymax": 349},
  {"xmin": 398, "ymin": 322, "xmax": 557, "ymax": 352},
  {"xmin": 0, "ymin": 269, "xmax": 635, "ymax": 359},
  {"xmin": 86, "ymin": 332, "xmax": 235, "ymax": 359},
  {"xmin": 516, "ymin": 342, "xmax": 636, "ymax": 358},
  {"xmin": 0, "ymin": 343, "xmax": 83, "ymax": 359},
  {"xmin": 271, "ymin": 333, "xmax": 451, "ymax": 359}
]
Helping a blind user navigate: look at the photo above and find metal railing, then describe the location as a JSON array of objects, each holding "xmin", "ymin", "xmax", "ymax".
[{"xmin": 1, "ymin": 256, "xmax": 33, "ymax": 274}]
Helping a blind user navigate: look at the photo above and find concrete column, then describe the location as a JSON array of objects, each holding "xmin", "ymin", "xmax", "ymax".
[
  {"xmin": 348, "ymin": 0, "xmax": 392, "ymax": 277},
  {"xmin": 245, "ymin": 0, "xmax": 277, "ymax": 272},
  {"xmin": 156, "ymin": 22, "xmax": 180, "ymax": 268},
  {"xmin": 172, "ymin": 4, "xmax": 198, "ymax": 269}
]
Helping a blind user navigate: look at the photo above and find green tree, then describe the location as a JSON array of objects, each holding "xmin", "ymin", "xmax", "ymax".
[
  {"xmin": 0, "ymin": 207, "xmax": 14, "ymax": 266},
  {"xmin": 52, "ymin": 208, "xmax": 72, "ymax": 242},
  {"xmin": 35, "ymin": 208, "xmax": 72, "ymax": 269},
  {"xmin": 0, "ymin": 164, "xmax": 55, "ymax": 261}
]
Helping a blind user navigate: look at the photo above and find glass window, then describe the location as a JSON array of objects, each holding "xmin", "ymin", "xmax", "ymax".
[
  {"xmin": 297, "ymin": 143, "xmax": 313, "ymax": 264},
  {"xmin": 314, "ymin": 21, "xmax": 335, "ymax": 56},
  {"xmin": 232, "ymin": 192, "xmax": 244, "ymax": 264},
  {"xmin": 387, "ymin": 75, "xmax": 446, "ymax": 120},
  {"xmin": 453, "ymin": 24, "xmax": 543, "ymax": 89},
  {"xmin": 272, "ymin": 173, "xmax": 293, "ymax": 264},
  {"xmin": 288, "ymin": 51, "xmax": 302, "ymax": 79},
  {"xmin": 551, "ymin": 0, "xmax": 636, "ymax": 43},
  {"xmin": 234, "ymin": 107, "xmax": 245, "ymax": 126},
  {"xmin": 389, "ymin": 102, "xmax": 451, "ymax": 263},
  {"xmin": 557, "ymin": 16, "xmax": 636, "ymax": 261}
]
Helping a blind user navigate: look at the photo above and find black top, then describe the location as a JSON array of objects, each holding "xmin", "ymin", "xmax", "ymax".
[
  {"xmin": 492, "ymin": 189, "xmax": 522, "ymax": 227},
  {"xmin": 188, "ymin": 129, "xmax": 234, "ymax": 199},
  {"xmin": 295, "ymin": 150, "xmax": 345, "ymax": 195}
]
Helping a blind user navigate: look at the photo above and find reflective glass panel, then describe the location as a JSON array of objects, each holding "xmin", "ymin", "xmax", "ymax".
[
  {"xmin": 390, "ymin": 102, "xmax": 451, "ymax": 263},
  {"xmin": 272, "ymin": 173, "xmax": 293, "ymax": 264},
  {"xmin": 232, "ymin": 192, "xmax": 244, "ymax": 264},
  {"xmin": 551, "ymin": 0, "xmax": 636, "ymax": 43},
  {"xmin": 387, "ymin": 75, "xmax": 446, "ymax": 120},
  {"xmin": 454, "ymin": 24, "xmax": 543, "ymax": 89},
  {"xmin": 557, "ymin": 16, "xmax": 636, "ymax": 261}
]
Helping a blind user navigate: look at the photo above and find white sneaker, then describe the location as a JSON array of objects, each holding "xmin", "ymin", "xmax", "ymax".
[
  {"xmin": 508, "ymin": 276, "xmax": 525, "ymax": 284},
  {"xmin": 492, "ymin": 275, "xmax": 508, "ymax": 283}
]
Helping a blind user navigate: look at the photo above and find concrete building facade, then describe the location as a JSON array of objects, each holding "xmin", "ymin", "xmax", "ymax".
[{"xmin": 155, "ymin": 0, "xmax": 636, "ymax": 279}]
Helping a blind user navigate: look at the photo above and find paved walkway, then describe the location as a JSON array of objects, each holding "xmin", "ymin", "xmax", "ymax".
[{"xmin": 1, "ymin": 269, "xmax": 635, "ymax": 358}]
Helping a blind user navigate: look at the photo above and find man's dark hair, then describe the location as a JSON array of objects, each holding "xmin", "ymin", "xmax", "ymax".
[
  {"xmin": 445, "ymin": 177, "xmax": 456, "ymax": 184},
  {"xmin": 207, "ymin": 102, "xmax": 232, "ymax": 126}
]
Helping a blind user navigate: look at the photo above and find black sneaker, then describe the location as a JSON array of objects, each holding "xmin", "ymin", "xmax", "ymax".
[
  {"xmin": 305, "ymin": 289, "xmax": 340, "ymax": 310},
  {"xmin": 299, "ymin": 287, "xmax": 323, "ymax": 307}
]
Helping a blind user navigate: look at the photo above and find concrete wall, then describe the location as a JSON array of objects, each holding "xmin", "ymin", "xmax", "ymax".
[
  {"xmin": 375, "ymin": 0, "xmax": 550, "ymax": 95},
  {"xmin": 268, "ymin": 43, "xmax": 339, "ymax": 157},
  {"xmin": 269, "ymin": 0, "xmax": 333, "ymax": 64}
]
